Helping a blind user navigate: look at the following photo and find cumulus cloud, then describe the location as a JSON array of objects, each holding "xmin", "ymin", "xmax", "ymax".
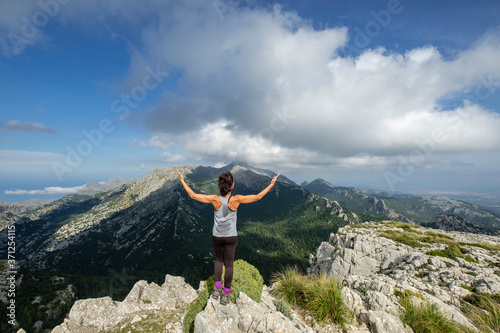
[
  {"xmin": 5, "ymin": 185, "xmax": 85, "ymax": 196},
  {"xmin": 161, "ymin": 151, "xmax": 186, "ymax": 163},
  {"xmin": 0, "ymin": 120, "xmax": 56, "ymax": 133},
  {"xmin": 3, "ymin": 1, "xmax": 499, "ymax": 171},
  {"xmin": 119, "ymin": 2, "xmax": 500, "ymax": 168}
]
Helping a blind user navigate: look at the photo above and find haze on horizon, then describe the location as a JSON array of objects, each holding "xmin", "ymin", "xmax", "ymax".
[{"xmin": 1, "ymin": 0, "xmax": 499, "ymax": 203}]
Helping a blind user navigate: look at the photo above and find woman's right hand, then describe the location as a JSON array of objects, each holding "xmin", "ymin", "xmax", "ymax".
[
  {"xmin": 271, "ymin": 174, "xmax": 280, "ymax": 186},
  {"xmin": 176, "ymin": 169, "xmax": 184, "ymax": 181}
]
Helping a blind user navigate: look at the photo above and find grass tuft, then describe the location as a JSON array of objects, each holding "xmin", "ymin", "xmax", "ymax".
[
  {"xmin": 426, "ymin": 245, "xmax": 481, "ymax": 266},
  {"xmin": 379, "ymin": 230, "xmax": 428, "ymax": 248},
  {"xmin": 271, "ymin": 268, "xmax": 352, "ymax": 326},
  {"xmin": 398, "ymin": 292, "xmax": 470, "ymax": 333},
  {"xmin": 462, "ymin": 293, "xmax": 500, "ymax": 332},
  {"xmin": 271, "ymin": 266, "xmax": 308, "ymax": 307},
  {"xmin": 394, "ymin": 289, "xmax": 425, "ymax": 301},
  {"xmin": 304, "ymin": 275, "xmax": 351, "ymax": 325},
  {"xmin": 459, "ymin": 242, "xmax": 500, "ymax": 252}
]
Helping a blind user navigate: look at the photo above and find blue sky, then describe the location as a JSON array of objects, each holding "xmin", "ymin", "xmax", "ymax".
[{"xmin": 1, "ymin": 0, "xmax": 499, "ymax": 202}]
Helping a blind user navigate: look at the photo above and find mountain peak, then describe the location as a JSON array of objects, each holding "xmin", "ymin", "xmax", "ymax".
[
  {"xmin": 304, "ymin": 177, "xmax": 336, "ymax": 190},
  {"xmin": 79, "ymin": 177, "xmax": 134, "ymax": 195}
]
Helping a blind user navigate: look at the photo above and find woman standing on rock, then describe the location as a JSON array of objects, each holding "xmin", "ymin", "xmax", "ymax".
[{"xmin": 177, "ymin": 169, "xmax": 279, "ymax": 305}]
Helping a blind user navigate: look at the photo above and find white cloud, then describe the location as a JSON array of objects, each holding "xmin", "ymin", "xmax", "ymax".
[
  {"xmin": 4, "ymin": 1, "xmax": 499, "ymax": 172},
  {"xmin": 121, "ymin": 3, "xmax": 500, "ymax": 168},
  {"xmin": 0, "ymin": 120, "xmax": 56, "ymax": 133},
  {"xmin": 5, "ymin": 185, "xmax": 85, "ymax": 196},
  {"xmin": 161, "ymin": 151, "xmax": 185, "ymax": 163}
]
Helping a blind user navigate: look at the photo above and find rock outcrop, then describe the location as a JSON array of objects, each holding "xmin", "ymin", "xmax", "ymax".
[
  {"xmin": 52, "ymin": 275, "xmax": 197, "ymax": 332},
  {"xmin": 308, "ymin": 221, "xmax": 500, "ymax": 332},
  {"xmin": 194, "ymin": 288, "xmax": 314, "ymax": 333}
]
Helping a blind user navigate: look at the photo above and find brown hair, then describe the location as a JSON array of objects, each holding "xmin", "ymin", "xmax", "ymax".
[{"xmin": 218, "ymin": 171, "xmax": 234, "ymax": 196}]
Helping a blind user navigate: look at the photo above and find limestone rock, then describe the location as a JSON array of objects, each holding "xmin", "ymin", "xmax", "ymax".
[
  {"xmin": 51, "ymin": 274, "xmax": 197, "ymax": 332},
  {"xmin": 307, "ymin": 221, "xmax": 500, "ymax": 332},
  {"xmin": 194, "ymin": 298, "xmax": 240, "ymax": 333},
  {"xmin": 194, "ymin": 291, "xmax": 308, "ymax": 333},
  {"xmin": 366, "ymin": 311, "xmax": 413, "ymax": 333}
]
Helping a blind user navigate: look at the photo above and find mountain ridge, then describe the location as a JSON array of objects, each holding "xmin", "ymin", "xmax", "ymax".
[
  {"xmin": 304, "ymin": 177, "xmax": 500, "ymax": 234},
  {"xmin": 0, "ymin": 163, "xmax": 352, "ymax": 284}
]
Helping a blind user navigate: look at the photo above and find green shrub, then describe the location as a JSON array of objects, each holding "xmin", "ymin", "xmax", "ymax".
[
  {"xmin": 464, "ymin": 256, "xmax": 479, "ymax": 264},
  {"xmin": 460, "ymin": 285, "xmax": 475, "ymax": 292},
  {"xmin": 426, "ymin": 249, "xmax": 447, "ymax": 257},
  {"xmin": 445, "ymin": 244, "xmax": 464, "ymax": 258},
  {"xmin": 356, "ymin": 285, "xmax": 369, "ymax": 294},
  {"xmin": 182, "ymin": 261, "xmax": 264, "ymax": 333},
  {"xmin": 273, "ymin": 299, "xmax": 293, "ymax": 320},
  {"xmin": 183, "ymin": 276, "xmax": 214, "ymax": 333},
  {"xmin": 224, "ymin": 259, "xmax": 264, "ymax": 303},
  {"xmin": 426, "ymin": 244, "xmax": 467, "ymax": 259}
]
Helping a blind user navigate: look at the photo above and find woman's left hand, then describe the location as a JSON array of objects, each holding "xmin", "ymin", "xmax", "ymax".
[{"xmin": 271, "ymin": 174, "xmax": 280, "ymax": 185}]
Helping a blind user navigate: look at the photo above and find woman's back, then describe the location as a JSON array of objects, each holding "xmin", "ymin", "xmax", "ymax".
[{"xmin": 213, "ymin": 195, "xmax": 237, "ymax": 237}]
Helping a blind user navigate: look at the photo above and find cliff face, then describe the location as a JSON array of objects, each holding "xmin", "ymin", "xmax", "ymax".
[{"xmin": 47, "ymin": 221, "xmax": 500, "ymax": 333}]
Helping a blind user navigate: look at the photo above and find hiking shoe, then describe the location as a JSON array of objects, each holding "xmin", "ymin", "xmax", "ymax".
[
  {"xmin": 220, "ymin": 293, "xmax": 230, "ymax": 305},
  {"xmin": 211, "ymin": 288, "xmax": 221, "ymax": 300}
]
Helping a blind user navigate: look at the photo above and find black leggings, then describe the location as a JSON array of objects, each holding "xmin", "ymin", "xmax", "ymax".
[{"xmin": 212, "ymin": 236, "xmax": 238, "ymax": 289}]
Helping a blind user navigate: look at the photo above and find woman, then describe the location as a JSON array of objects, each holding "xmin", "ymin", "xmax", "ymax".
[{"xmin": 176, "ymin": 169, "xmax": 279, "ymax": 305}]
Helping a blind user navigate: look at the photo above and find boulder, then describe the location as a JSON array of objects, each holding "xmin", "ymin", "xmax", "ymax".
[{"xmin": 366, "ymin": 311, "xmax": 413, "ymax": 333}]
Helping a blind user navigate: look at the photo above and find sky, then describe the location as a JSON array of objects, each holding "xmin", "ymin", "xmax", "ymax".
[{"xmin": 1, "ymin": 0, "xmax": 500, "ymax": 202}]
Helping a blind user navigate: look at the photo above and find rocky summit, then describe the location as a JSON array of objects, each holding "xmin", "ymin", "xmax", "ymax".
[{"xmin": 42, "ymin": 221, "xmax": 500, "ymax": 332}]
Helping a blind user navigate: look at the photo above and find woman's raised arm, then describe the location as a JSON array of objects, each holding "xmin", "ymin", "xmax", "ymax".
[
  {"xmin": 177, "ymin": 169, "xmax": 219, "ymax": 205},
  {"xmin": 233, "ymin": 174, "xmax": 280, "ymax": 206}
]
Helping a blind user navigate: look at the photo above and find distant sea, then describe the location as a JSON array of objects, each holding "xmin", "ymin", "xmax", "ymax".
[{"xmin": 0, "ymin": 178, "xmax": 89, "ymax": 203}]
